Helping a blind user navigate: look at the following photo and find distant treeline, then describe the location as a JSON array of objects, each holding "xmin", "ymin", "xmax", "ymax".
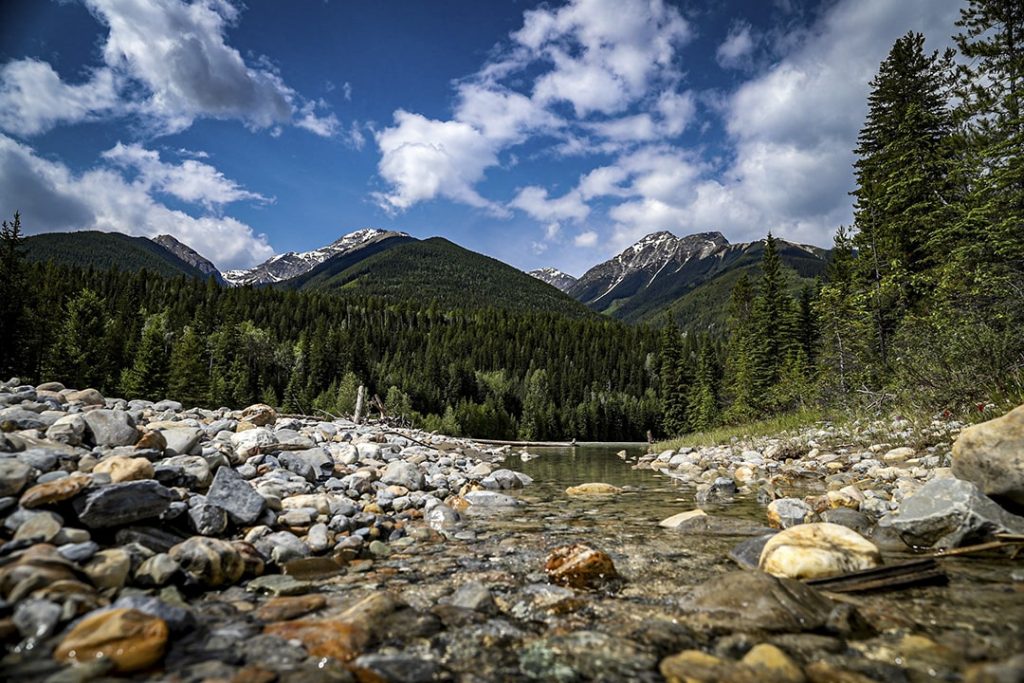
[{"xmin": 0, "ymin": 252, "xmax": 662, "ymax": 441}]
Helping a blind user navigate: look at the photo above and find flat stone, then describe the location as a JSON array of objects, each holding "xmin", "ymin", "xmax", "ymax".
[
  {"xmin": 683, "ymin": 570, "xmax": 834, "ymax": 633},
  {"xmin": 160, "ymin": 428, "xmax": 202, "ymax": 456},
  {"xmin": 566, "ymin": 482, "xmax": 622, "ymax": 495},
  {"xmin": 760, "ymin": 522, "xmax": 882, "ymax": 580},
  {"xmin": 206, "ymin": 465, "xmax": 266, "ymax": 525},
  {"xmin": 246, "ymin": 574, "xmax": 313, "ymax": 596},
  {"xmin": 659, "ymin": 509, "xmax": 708, "ymax": 529},
  {"xmin": 82, "ymin": 410, "xmax": 140, "ymax": 447},
  {"xmin": 953, "ymin": 403, "xmax": 1024, "ymax": 505},
  {"xmin": 262, "ymin": 618, "xmax": 367, "ymax": 661},
  {"xmin": 20, "ymin": 473, "xmax": 92, "ymax": 508},
  {"xmin": 72, "ymin": 480, "xmax": 173, "ymax": 528},
  {"xmin": 66, "ymin": 388, "xmax": 105, "ymax": 405},
  {"xmin": 93, "ymin": 456, "xmax": 154, "ymax": 483},
  {"xmin": 54, "ymin": 608, "xmax": 168, "ymax": 673},
  {"xmin": 254, "ymin": 594, "xmax": 326, "ymax": 621},
  {"xmin": 878, "ymin": 477, "xmax": 1024, "ymax": 548},
  {"xmin": 462, "ymin": 490, "xmax": 522, "ymax": 509}
]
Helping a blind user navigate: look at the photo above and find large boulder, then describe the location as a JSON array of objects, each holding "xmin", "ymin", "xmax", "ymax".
[
  {"xmin": 759, "ymin": 522, "xmax": 881, "ymax": 579},
  {"xmin": 82, "ymin": 410, "xmax": 139, "ymax": 447},
  {"xmin": 380, "ymin": 460, "xmax": 424, "ymax": 491},
  {"xmin": 953, "ymin": 404, "xmax": 1024, "ymax": 505},
  {"xmin": 878, "ymin": 477, "xmax": 1024, "ymax": 548}
]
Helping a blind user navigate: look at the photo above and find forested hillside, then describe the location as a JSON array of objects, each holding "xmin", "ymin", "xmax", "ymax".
[
  {"xmin": 0, "ymin": 242, "xmax": 661, "ymax": 441},
  {"xmin": 288, "ymin": 237, "xmax": 593, "ymax": 319},
  {"xmin": 22, "ymin": 231, "xmax": 209, "ymax": 280}
]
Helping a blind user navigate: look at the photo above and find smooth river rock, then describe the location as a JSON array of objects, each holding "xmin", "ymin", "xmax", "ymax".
[
  {"xmin": 566, "ymin": 482, "xmax": 622, "ymax": 495},
  {"xmin": 683, "ymin": 570, "xmax": 834, "ymax": 633},
  {"xmin": 952, "ymin": 403, "xmax": 1024, "ymax": 505},
  {"xmin": 54, "ymin": 608, "xmax": 169, "ymax": 673},
  {"xmin": 544, "ymin": 543, "xmax": 619, "ymax": 589},
  {"xmin": 759, "ymin": 522, "xmax": 881, "ymax": 579}
]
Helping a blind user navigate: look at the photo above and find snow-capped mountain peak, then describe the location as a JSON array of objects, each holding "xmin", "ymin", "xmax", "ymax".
[
  {"xmin": 528, "ymin": 267, "xmax": 578, "ymax": 292},
  {"xmin": 222, "ymin": 227, "xmax": 410, "ymax": 286}
]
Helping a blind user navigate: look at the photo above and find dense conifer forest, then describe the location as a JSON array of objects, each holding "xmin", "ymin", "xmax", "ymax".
[{"xmin": 0, "ymin": 1, "xmax": 1020, "ymax": 441}]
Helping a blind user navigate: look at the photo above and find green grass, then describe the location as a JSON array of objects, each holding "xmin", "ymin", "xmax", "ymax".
[{"xmin": 654, "ymin": 408, "xmax": 829, "ymax": 450}]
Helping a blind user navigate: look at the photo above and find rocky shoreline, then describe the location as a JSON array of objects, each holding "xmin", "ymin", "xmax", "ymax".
[{"xmin": 1, "ymin": 378, "xmax": 1022, "ymax": 682}]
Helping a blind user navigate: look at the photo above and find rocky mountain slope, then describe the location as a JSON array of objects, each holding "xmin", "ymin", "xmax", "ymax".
[
  {"xmin": 528, "ymin": 268, "xmax": 577, "ymax": 292},
  {"xmin": 568, "ymin": 231, "xmax": 828, "ymax": 324},
  {"xmin": 152, "ymin": 234, "xmax": 223, "ymax": 283},
  {"xmin": 222, "ymin": 228, "xmax": 410, "ymax": 286}
]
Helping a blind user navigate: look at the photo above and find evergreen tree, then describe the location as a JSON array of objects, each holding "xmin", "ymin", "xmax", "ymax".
[
  {"xmin": 168, "ymin": 325, "xmax": 209, "ymax": 408},
  {"xmin": 686, "ymin": 339, "xmax": 720, "ymax": 432},
  {"xmin": 45, "ymin": 289, "xmax": 109, "ymax": 390},
  {"xmin": 749, "ymin": 234, "xmax": 792, "ymax": 398},
  {"xmin": 852, "ymin": 32, "xmax": 954, "ymax": 369},
  {"xmin": 119, "ymin": 311, "xmax": 171, "ymax": 400},
  {"xmin": 815, "ymin": 226, "xmax": 870, "ymax": 397},
  {"xmin": 658, "ymin": 324, "xmax": 689, "ymax": 435},
  {"xmin": 0, "ymin": 212, "xmax": 26, "ymax": 377},
  {"xmin": 520, "ymin": 369, "xmax": 553, "ymax": 440}
]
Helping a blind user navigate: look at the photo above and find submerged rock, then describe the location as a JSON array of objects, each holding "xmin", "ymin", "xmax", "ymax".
[
  {"xmin": 565, "ymin": 482, "xmax": 622, "ymax": 495},
  {"xmin": 544, "ymin": 543, "xmax": 619, "ymax": 590},
  {"xmin": 683, "ymin": 570, "xmax": 834, "ymax": 633},
  {"xmin": 759, "ymin": 522, "xmax": 881, "ymax": 580},
  {"xmin": 54, "ymin": 608, "xmax": 169, "ymax": 673},
  {"xmin": 878, "ymin": 477, "xmax": 1024, "ymax": 548},
  {"xmin": 953, "ymin": 403, "xmax": 1024, "ymax": 505}
]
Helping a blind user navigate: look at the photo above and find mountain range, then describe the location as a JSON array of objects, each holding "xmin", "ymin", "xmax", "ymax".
[{"xmin": 22, "ymin": 226, "xmax": 829, "ymax": 328}]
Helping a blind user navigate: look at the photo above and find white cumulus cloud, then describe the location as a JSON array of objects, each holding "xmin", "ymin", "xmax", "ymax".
[{"xmin": 0, "ymin": 134, "xmax": 274, "ymax": 270}]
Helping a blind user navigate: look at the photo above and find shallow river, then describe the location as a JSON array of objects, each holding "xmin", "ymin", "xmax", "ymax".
[{"xmin": 347, "ymin": 444, "xmax": 1023, "ymax": 680}]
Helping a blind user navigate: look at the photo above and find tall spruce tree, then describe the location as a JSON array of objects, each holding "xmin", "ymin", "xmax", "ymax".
[
  {"xmin": 749, "ymin": 234, "xmax": 791, "ymax": 397},
  {"xmin": 120, "ymin": 311, "xmax": 171, "ymax": 400},
  {"xmin": 687, "ymin": 338, "xmax": 720, "ymax": 432},
  {"xmin": 0, "ymin": 213, "xmax": 26, "ymax": 378},
  {"xmin": 168, "ymin": 325, "xmax": 209, "ymax": 408},
  {"xmin": 46, "ymin": 289, "xmax": 109, "ymax": 390},
  {"xmin": 852, "ymin": 32, "xmax": 954, "ymax": 370}
]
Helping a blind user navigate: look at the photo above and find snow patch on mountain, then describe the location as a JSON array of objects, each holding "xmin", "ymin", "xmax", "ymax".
[
  {"xmin": 528, "ymin": 267, "xmax": 578, "ymax": 292},
  {"xmin": 222, "ymin": 228, "xmax": 410, "ymax": 286}
]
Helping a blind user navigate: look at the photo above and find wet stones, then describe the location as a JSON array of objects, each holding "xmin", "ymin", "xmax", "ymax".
[
  {"xmin": 683, "ymin": 571, "xmax": 834, "ymax": 633},
  {"xmin": 952, "ymin": 402, "xmax": 1024, "ymax": 505},
  {"xmin": 768, "ymin": 498, "xmax": 814, "ymax": 529},
  {"xmin": 759, "ymin": 523, "xmax": 881, "ymax": 580},
  {"xmin": 878, "ymin": 477, "xmax": 1024, "ymax": 548},
  {"xmin": 54, "ymin": 608, "xmax": 169, "ymax": 673},
  {"xmin": 565, "ymin": 482, "xmax": 622, "ymax": 495},
  {"xmin": 262, "ymin": 618, "xmax": 367, "ymax": 661},
  {"xmin": 81, "ymin": 409, "xmax": 140, "ymax": 447},
  {"xmin": 72, "ymin": 480, "xmax": 174, "ymax": 528},
  {"xmin": 659, "ymin": 509, "xmax": 707, "ymax": 528},
  {"xmin": 168, "ymin": 536, "xmax": 245, "ymax": 588},
  {"xmin": 544, "ymin": 543, "xmax": 619, "ymax": 590}
]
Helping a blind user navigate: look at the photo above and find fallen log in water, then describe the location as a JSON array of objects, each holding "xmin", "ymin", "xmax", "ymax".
[{"xmin": 805, "ymin": 557, "xmax": 947, "ymax": 593}]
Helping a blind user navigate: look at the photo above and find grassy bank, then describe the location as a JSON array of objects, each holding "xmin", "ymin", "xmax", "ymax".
[{"xmin": 654, "ymin": 408, "xmax": 829, "ymax": 451}]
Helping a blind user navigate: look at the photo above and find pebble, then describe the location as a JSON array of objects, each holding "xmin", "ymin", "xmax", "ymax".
[{"xmin": 544, "ymin": 543, "xmax": 619, "ymax": 589}]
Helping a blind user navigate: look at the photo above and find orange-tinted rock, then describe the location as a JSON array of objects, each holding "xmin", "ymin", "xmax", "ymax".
[
  {"xmin": 255, "ymin": 595, "xmax": 326, "ymax": 622},
  {"xmin": 241, "ymin": 403, "xmax": 278, "ymax": 427},
  {"xmin": 20, "ymin": 473, "xmax": 92, "ymax": 509},
  {"xmin": 135, "ymin": 430, "xmax": 167, "ymax": 452},
  {"xmin": 544, "ymin": 543, "xmax": 619, "ymax": 589},
  {"xmin": 263, "ymin": 618, "xmax": 366, "ymax": 661},
  {"xmin": 54, "ymin": 608, "xmax": 168, "ymax": 673},
  {"xmin": 92, "ymin": 456, "xmax": 154, "ymax": 483}
]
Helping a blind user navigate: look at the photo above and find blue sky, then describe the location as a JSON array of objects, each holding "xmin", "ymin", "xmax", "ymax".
[{"xmin": 0, "ymin": 0, "xmax": 963, "ymax": 274}]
